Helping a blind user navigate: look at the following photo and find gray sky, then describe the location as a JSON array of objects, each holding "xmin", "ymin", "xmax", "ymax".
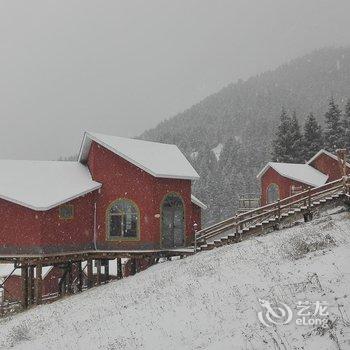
[{"xmin": 1, "ymin": 0, "xmax": 350, "ymax": 160}]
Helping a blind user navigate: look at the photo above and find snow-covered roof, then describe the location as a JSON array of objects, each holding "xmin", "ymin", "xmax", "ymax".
[
  {"xmin": 257, "ymin": 162, "xmax": 328, "ymax": 187},
  {"xmin": 191, "ymin": 195, "xmax": 207, "ymax": 209},
  {"xmin": 78, "ymin": 132, "xmax": 199, "ymax": 180},
  {"xmin": 307, "ymin": 149, "xmax": 350, "ymax": 167},
  {"xmin": 0, "ymin": 160, "xmax": 101, "ymax": 211}
]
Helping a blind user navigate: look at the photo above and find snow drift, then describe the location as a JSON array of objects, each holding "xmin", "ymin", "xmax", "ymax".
[{"xmin": 0, "ymin": 207, "xmax": 349, "ymax": 350}]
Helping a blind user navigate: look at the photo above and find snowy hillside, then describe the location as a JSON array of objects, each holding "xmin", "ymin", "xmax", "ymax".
[
  {"xmin": 141, "ymin": 47, "xmax": 350, "ymax": 224},
  {"xmin": 0, "ymin": 207, "xmax": 349, "ymax": 350}
]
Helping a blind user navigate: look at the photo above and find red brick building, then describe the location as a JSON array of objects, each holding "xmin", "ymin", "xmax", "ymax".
[
  {"xmin": 0, "ymin": 132, "xmax": 205, "ymax": 255},
  {"xmin": 257, "ymin": 149, "xmax": 350, "ymax": 205}
]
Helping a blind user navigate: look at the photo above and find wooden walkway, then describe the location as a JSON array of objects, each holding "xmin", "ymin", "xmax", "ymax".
[{"xmin": 195, "ymin": 177, "xmax": 350, "ymax": 252}]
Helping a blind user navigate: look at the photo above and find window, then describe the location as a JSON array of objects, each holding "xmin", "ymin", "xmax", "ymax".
[
  {"xmin": 107, "ymin": 199, "xmax": 139, "ymax": 238},
  {"xmin": 59, "ymin": 205, "xmax": 74, "ymax": 220},
  {"xmin": 267, "ymin": 183, "xmax": 280, "ymax": 204}
]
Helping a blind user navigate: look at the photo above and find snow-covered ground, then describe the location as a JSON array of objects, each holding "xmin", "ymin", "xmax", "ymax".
[{"xmin": 0, "ymin": 207, "xmax": 349, "ymax": 350}]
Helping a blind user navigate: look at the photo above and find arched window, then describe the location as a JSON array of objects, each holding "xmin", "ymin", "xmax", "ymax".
[
  {"xmin": 267, "ymin": 183, "xmax": 280, "ymax": 204},
  {"xmin": 107, "ymin": 199, "xmax": 139, "ymax": 238}
]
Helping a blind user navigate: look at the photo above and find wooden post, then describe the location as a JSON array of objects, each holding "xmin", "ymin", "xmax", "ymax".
[
  {"xmin": 130, "ymin": 259, "xmax": 136, "ymax": 276},
  {"xmin": 96, "ymin": 260, "xmax": 101, "ymax": 285},
  {"xmin": 104, "ymin": 260, "xmax": 109, "ymax": 283},
  {"xmin": 77, "ymin": 261, "xmax": 83, "ymax": 292},
  {"xmin": 308, "ymin": 187, "xmax": 312, "ymax": 208},
  {"xmin": 87, "ymin": 259, "xmax": 93, "ymax": 288},
  {"xmin": 35, "ymin": 263, "xmax": 43, "ymax": 305},
  {"xmin": 234, "ymin": 214, "xmax": 239, "ymax": 242},
  {"xmin": 66, "ymin": 263, "xmax": 72, "ymax": 294},
  {"xmin": 28, "ymin": 266, "xmax": 34, "ymax": 306},
  {"xmin": 21, "ymin": 264, "xmax": 28, "ymax": 309},
  {"xmin": 116, "ymin": 258, "xmax": 123, "ymax": 279},
  {"xmin": 277, "ymin": 200, "xmax": 281, "ymax": 221}
]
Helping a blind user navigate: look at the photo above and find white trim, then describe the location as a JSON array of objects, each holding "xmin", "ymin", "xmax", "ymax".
[
  {"xmin": 256, "ymin": 163, "xmax": 271, "ymax": 179},
  {"xmin": 307, "ymin": 149, "xmax": 350, "ymax": 167},
  {"xmin": 191, "ymin": 195, "xmax": 207, "ymax": 210},
  {"xmin": 0, "ymin": 184, "xmax": 102, "ymax": 211},
  {"xmin": 78, "ymin": 132, "xmax": 200, "ymax": 181}
]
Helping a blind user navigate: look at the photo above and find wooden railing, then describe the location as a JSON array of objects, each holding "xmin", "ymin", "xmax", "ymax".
[{"xmin": 196, "ymin": 178, "xmax": 346, "ymax": 244}]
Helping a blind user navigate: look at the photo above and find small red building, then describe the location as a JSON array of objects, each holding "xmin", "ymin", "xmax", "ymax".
[
  {"xmin": 1, "ymin": 265, "xmax": 63, "ymax": 302},
  {"xmin": 257, "ymin": 149, "xmax": 350, "ymax": 205},
  {"xmin": 0, "ymin": 132, "xmax": 206, "ymax": 255}
]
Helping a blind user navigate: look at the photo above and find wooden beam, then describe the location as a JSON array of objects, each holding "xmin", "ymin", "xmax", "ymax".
[
  {"xmin": 77, "ymin": 261, "xmax": 83, "ymax": 292},
  {"xmin": 21, "ymin": 264, "xmax": 28, "ymax": 309},
  {"xmin": 35, "ymin": 263, "xmax": 43, "ymax": 305},
  {"xmin": 130, "ymin": 259, "xmax": 136, "ymax": 276},
  {"xmin": 28, "ymin": 265, "xmax": 34, "ymax": 306},
  {"xmin": 87, "ymin": 259, "xmax": 93, "ymax": 288},
  {"xmin": 104, "ymin": 260, "xmax": 109, "ymax": 283},
  {"xmin": 66, "ymin": 263, "xmax": 72, "ymax": 294},
  {"xmin": 116, "ymin": 258, "xmax": 123, "ymax": 279},
  {"xmin": 96, "ymin": 260, "xmax": 101, "ymax": 285}
]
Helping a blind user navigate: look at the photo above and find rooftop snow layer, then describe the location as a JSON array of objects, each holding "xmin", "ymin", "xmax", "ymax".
[
  {"xmin": 78, "ymin": 132, "xmax": 200, "ymax": 180},
  {"xmin": 191, "ymin": 195, "xmax": 207, "ymax": 209},
  {"xmin": 308, "ymin": 149, "xmax": 350, "ymax": 168},
  {"xmin": 257, "ymin": 162, "xmax": 328, "ymax": 187},
  {"xmin": 0, "ymin": 160, "xmax": 101, "ymax": 210}
]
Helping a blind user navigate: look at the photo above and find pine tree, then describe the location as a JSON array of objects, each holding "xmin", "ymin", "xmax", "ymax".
[
  {"xmin": 272, "ymin": 109, "xmax": 300, "ymax": 162},
  {"xmin": 303, "ymin": 113, "xmax": 324, "ymax": 160},
  {"xmin": 324, "ymin": 97, "xmax": 344, "ymax": 152},
  {"xmin": 343, "ymin": 99, "xmax": 350, "ymax": 149},
  {"xmin": 290, "ymin": 111, "xmax": 304, "ymax": 162}
]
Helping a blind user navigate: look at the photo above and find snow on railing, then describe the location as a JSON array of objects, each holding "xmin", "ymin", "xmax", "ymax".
[{"xmin": 196, "ymin": 178, "xmax": 345, "ymax": 243}]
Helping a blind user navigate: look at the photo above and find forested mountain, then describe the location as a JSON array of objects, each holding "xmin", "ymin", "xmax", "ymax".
[{"xmin": 141, "ymin": 47, "xmax": 350, "ymax": 225}]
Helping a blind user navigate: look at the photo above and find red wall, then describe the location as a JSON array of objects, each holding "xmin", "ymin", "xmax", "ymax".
[
  {"xmin": 0, "ymin": 191, "xmax": 97, "ymax": 254},
  {"xmin": 40, "ymin": 192, "xmax": 97, "ymax": 253},
  {"xmin": 260, "ymin": 167, "xmax": 309, "ymax": 206},
  {"xmin": 87, "ymin": 142, "xmax": 194, "ymax": 249},
  {"xmin": 310, "ymin": 153, "xmax": 349, "ymax": 181},
  {"xmin": 0, "ymin": 141, "xmax": 198, "ymax": 254},
  {"xmin": 0, "ymin": 199, "xmax": 42, "ymax": 254}
]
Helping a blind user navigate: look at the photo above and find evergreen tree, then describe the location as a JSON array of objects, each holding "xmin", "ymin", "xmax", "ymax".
[
  {"xmin": 272, "ymin": 109, "xmax": 301, "ymax": 162},
  {"xmin": 324, "ymin": 97, "xmax": 344, "ymax": 152},
  {"xmin": 303, "ymin": 113, "xmax": 324, "ymax": 160},
  {"xmin": 343, "ymin": 99, "xmax": 350, "ymax": 149},
  {"xmin": 290, "ymin": 111, "xmax": 304, "ymax": 162}
]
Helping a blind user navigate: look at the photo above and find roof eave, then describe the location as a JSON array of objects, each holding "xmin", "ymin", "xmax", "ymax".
[
  {"xmin": 191, "ymin": 197, "xmax": 207, "ymax": 210},
  {"xmin": 256, "ymin": 163, "xmax": 271, "ymax": 179},
  {"xmin": 0, "ymin": 184, "xmax": 102, "ymax": 211},
  {"xmin": 80, "ymin": 132, "xmax": 200, "ymax": 181}
]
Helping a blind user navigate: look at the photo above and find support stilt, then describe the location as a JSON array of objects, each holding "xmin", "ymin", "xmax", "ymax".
[
  {"xmin": 28, "ymin": 265, "xmax": 34, "ymax": 306},
  {"xmin": 87, "ymin": 259, "xmax": 93, "ymax": 288},
  {"xmin": 75, "ymin": 261, "xmax": 82, "ymax": 292},
  {"xmin": 96, "ymin": 260, "xmax": 101, "ymax": 285},
  {"xmin": 104, "ymin": 260, "xmax": 109, "ymax": 283},
  {"xmin": 21, "ymin": 264, "xmax": 28, "ymax": 309},
  {"xmin": 116, "ymin": 258, "xmax": 123, "ymax": 279},
  {"xmin": 130, "ymin": 258, "xmax": 136, "ymax": 276},
  {"xmin": 35, "ymin": 263, "xmax": 43, "ymax": 305}
]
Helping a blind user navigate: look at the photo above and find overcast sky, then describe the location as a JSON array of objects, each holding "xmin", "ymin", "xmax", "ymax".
[{"xmin": 1, "ymin": 0, "xmax": 350, "ymax": 160}]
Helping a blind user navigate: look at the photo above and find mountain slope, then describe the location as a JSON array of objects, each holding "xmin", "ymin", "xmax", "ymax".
[
  {"xmin": 141, "ymin": 47, "xmax": 350, "ymax": 224},
  {"xmin": 0, "ymin": 207, "xmax": 349, "ymax": 349}
]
